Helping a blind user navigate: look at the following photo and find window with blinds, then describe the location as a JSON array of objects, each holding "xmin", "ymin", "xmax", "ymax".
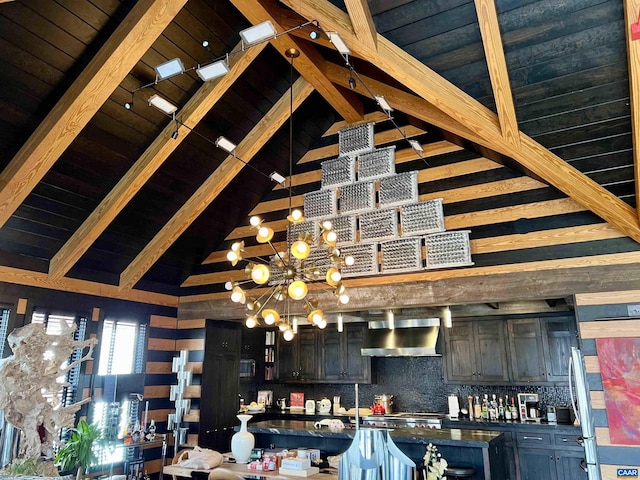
[
  {"xmin": 97, "ymin": 320, "xmax": 146, "ymax": 375},
  {"xmin": 94, "ymin": 319, "xmax": 147, "ymax": 465},
  {"xmin": 0, "ymin": 307, "xmax": 10, "ymax": 358},
  {"xmin": 31, "ymin": 312, "xmax": 87, "ymax": 408}
]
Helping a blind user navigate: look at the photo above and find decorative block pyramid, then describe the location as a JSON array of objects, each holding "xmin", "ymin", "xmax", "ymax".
[{"xmin": 294, "ymin": 122, "xmax": 473, "ymax": 279}]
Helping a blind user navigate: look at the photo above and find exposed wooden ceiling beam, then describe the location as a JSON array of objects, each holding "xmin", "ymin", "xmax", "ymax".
[
  {"xmin": 48, "ymin": 41, "xmax": 266, "ymax": 281},
  {"xmin": 287, "ymin": 2, "xmax": 640, "ymax": 241},
  {"xmin": 624, "ymin": 0, "xmax": 640, "ymax": 221},
  {"xmin": 0, "ymin": 266, "xmax": 177, "ymax": 307},
  {"xmin": 231, "ymin": 0, "xmax": 363, "ymax": 122},
  {"xmin": 474, "ymin": 0, "xmax": 520, "ymax": 148},
  {"xmin": 0, "ymin": 0, "xmax": 187, "ymax": 228},
  {"xmin": 119, "ymin": 77, "xmax": 315, "ymax": 290},
  {"xmin": 344, "ymin": 0, "xmax": 377, "ymax": 51},
  {"xmin": 323, "ymin": 112, "xmax": 388, "ymax": 136},
  {"xmin": 179, "ymin": 252, "xmax": 640, "ymax": 314}
]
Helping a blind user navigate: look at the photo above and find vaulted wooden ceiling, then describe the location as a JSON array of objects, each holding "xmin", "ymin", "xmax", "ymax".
[{"xmin": 0, "ymin": 0, "xmax": 639, "ymax": 310}]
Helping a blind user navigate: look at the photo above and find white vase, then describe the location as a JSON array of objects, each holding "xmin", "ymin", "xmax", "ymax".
[{"xmin": 231, "ymin": 414, "xmax": 254, "ymax": 464}]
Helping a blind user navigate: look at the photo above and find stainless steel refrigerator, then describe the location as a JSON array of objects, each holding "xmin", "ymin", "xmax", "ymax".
[{"xmin": 568, "ymin": 346, "xmax": 601, "ymax": 480}]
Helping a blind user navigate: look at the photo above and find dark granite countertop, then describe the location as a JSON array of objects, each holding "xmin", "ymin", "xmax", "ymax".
[
  {"xmin": 443, "ymin": 417, "xmax": 581, "ymax": 433},
  {"xmin": 246, "ymin": 419, "xmax": 503, "ymax": 448}
]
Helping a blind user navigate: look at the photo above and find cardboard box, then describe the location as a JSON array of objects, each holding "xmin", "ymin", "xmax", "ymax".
[
  {"xmin": 281, "ymin": 457, "xmax": 311, "ymax": 470},
  {"xmin": 290, "ymin": 392, "xmax": 305, "ymax": 409},
  {"xmin": 278, "ymin": 467, "xmax": 320, "ymax": 477}
]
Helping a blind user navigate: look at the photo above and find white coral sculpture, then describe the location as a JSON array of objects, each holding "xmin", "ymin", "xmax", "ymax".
[{"xmin": 0, "ymin": 321, "xmax": 98, "ymax": 461}]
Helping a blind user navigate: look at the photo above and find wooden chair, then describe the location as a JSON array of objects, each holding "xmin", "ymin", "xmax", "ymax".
[
  {"xmin": 171, "ymin": 449, "xmax": 191, "ymax": 480},
  {"xmin": 207, "ymin": 468, "xmax": 245, "ymax": 480}
]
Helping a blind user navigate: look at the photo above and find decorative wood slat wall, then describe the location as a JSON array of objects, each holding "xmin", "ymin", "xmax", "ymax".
[
  {"xmin": 183, "ymin": 115, "xmax": 640, "ymax": 303},
  {"xmin": 575, "ymin": 290, "xmax": 640, "ymax": 477}
]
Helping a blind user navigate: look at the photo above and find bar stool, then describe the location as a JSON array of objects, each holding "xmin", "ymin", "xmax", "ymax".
[{"xmin": 444, "ymin": 465, "xmax": 476, "ymax": 479}]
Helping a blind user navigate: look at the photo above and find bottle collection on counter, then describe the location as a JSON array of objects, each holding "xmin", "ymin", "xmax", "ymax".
[{"xmin": 452, "ymin": 392, "xmax": 547, "ymax": 423}]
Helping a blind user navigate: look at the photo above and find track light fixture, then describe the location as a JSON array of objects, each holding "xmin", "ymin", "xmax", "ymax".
[
  {"xmin": 154, "ymin": 58, "xmax": 185, "ymax": 81},
  {"xmin": 215, "ymin": 136, "xmax": 237, "ymax": 154},
  {"xmin": 348, "ymin": 76, "xmax": 356, "ymax": 89},
  {"xmin": 148, "ymin": 94, "xmax": 178, "ymax": 115}
]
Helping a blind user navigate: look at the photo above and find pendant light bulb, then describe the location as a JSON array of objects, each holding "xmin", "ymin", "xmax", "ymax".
[
  {"xmin": 251, "ymin": 264, "xmax": 270, "ymax": 284},
  {"xmin": 326, "ymin": 267, "xmax": 341, "ymax": 286},
  {"xmin": 283, "ymin": 328, "xmax": 294, "ymax": 341},
  {"xmin": 262, "ymin": 309, "xmax": 280, "ymax": 325},
  {"xmin": 339, "ymin": 293, "xmax": 350, "ymax": 304},
  {"xmin": 245, "ymin": 316, "xmax": 257, "ymax": 328},
  {"xmin": 289, "ymin": 209, "xmax": 304, "ymax": 222},
  {"xmin": 231, "ymin": 286, "xmax": 245, "ymax": 303},
  {"xmin": 291, "ymin": 240, "xmax": 311, "ymax": 259},
  {"xmin": 256, "ymin": 226, "xmax": 274, "ymax": 243},
  {"xmin": 288, "ymin": 280, "xmax": 308, "ymax": 300},
  {"xmin": 250, "ymin": 216, "xmax": 261, "ymax": 226}
]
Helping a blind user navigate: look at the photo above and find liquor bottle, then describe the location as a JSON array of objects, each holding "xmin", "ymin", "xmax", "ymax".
[
  {"xmin": 488, "ymin": 394, "xmax": 497, "ymax": 420},
  {"xmin": 504, "ymin": 395, "xmax": 511, "ymax": 420},
  {"xmin": 473, "ymin": 395, "xmax": 482, "ymax": 419},
  {"xmin": 511, "ymin": 396, "xmax": 518, "ymax": 421},
  {"xmin": 498, "ymin": 397, "xmax": 505, "ymax": 420},
  {"xmin": 481, "ymin": 394, "xmax": 489, "ymax": 420}
]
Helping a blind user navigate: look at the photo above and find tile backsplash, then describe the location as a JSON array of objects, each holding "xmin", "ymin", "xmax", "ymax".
[{"xmin": 240, "ymin": 356, "xmax": 572, "ymax": 413}]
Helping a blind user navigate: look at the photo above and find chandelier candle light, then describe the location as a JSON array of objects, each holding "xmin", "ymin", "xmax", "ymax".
[{"xmin": 226, "ymin": 48, "xmax": 353, "ymax": 341}]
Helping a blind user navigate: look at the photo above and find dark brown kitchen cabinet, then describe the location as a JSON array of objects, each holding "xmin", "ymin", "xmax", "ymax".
[
  {"xmin": 508, "ymin": 317, "xmax": 577, "ymax": 384},
  {"xmin": 445, "ymin": 319, "xmax": 509, "ymax": 384},
  {"xmin": 445, "ymin": 315, "xmax": 578, "ymax": 385},
  {"xmin": 321, "ymin": 324, "xmax": 371, "ymax": 383},
  {"xmin": 508, "ymin": 319, "xmax": 547, "ymax": 383},
  {"xmin": 275, "ymin": 328, "xmax": 318, "ymax": 381},
  {"xmin": 541, "ymin": 317, "xmax": 577, "ymax": 382},
  {"xmin": 276, "ymin": 323, "xmax": 370, "ymax": 383},
  {"xmin": 199, "ymin": 320, "xmax": 241, "ymax": 451},
  {"xmin": 516, "ymin": 430, "xmax": 588, "ymax": 480}
]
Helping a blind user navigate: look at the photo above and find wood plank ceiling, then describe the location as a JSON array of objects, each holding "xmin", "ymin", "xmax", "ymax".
[{"xmin": 0, "ymin": 0, "xmax": 638, "ymax": 310}]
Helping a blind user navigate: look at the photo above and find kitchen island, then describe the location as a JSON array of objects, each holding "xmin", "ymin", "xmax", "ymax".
[{"xmin": 246, "ymin": 420, "xmax": 506, "ymax": 480}]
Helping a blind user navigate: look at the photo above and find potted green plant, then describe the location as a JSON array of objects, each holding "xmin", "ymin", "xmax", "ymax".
[{"xmin": 55, "ymin": 420, "xmax": 103, "ymax": 480}]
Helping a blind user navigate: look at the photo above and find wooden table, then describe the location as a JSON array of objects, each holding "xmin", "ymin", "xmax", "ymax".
[{"xmin": 163, "ymin": 461, "xmax": 336, "ymax": 479}]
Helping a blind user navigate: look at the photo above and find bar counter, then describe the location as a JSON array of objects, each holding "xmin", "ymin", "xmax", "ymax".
[{"xmin": 246, "ymin": 420, "xmax": 506, "ymax": 479}]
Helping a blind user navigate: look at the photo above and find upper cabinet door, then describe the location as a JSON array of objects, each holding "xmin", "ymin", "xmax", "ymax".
[
  {"xmin": 321, "ymin": 329, "xmax": 345, "ymax": 381},
  {"xmin": 507, "ymin": 318, "xmax": 547, "ymax": 383},
  {"xmin": 444, "ymin": 320, "xmax": 477, "ymax": 383},
  {"xmin": 541, "ymin": 317, "xmax": 578, "ymax": 382},
  {"xmin": 344, "ymin": 324, "xmax": 371, "ymax": 383},
  {"xmin": 475, "ymin": 320, "xmax": 510, "ymax": 382}
]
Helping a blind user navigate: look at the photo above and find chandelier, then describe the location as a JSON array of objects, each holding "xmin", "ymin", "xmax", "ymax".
[{"xmin": 225, "ymin": 48, "xmax": 353, "ymax": 340}]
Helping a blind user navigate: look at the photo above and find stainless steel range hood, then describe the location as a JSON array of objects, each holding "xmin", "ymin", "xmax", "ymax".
[{"xmin": 361, "ymin": 318, "xmax": 441, "ymax": 357}]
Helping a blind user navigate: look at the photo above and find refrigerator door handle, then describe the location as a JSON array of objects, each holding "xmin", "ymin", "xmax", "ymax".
[
  {"xmin": 580, "ymin": 459, "xmax": 588, "ymax": 472},
  {"xmin": 568, "ymin": 354, "xmax": 581, "ymax": 424}
]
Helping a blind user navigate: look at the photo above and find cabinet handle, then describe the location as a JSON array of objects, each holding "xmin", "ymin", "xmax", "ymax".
[
  {"xmin": 523, "ymin": 436, "xmax": 543, "ymax": 441},
  {"xmin": 560, "ymin": 438, "xmax": 568, "ymax": 442},
  {"xmin": 549, "ymin": 456, "xmax": 553, "ymax": 461}
]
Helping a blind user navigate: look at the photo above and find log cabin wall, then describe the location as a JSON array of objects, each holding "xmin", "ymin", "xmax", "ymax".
[
  {"xmin": 575, "ymin": 290, "xmax": 640, "ymax": 480},
  {"xmin": 0, "ymin": 282, "xmax": 177, "ymax": 477}
]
